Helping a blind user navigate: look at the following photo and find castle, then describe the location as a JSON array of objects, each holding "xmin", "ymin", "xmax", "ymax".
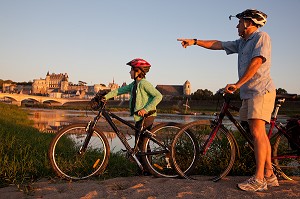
[
  {"xmin": 30, "ymin": 72, "xmax": 131, "ymax": 100},
  {"xmin": 2, "ymin": 72, "xmax": 191, "ymax": 100},
  {"xmin": 32, "ymin": 72, "xmax": 70, "ymax": 94}
]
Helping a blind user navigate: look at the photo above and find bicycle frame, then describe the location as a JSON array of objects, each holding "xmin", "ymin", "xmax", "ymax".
[
  {"xmin": 269, "ymin": 120, "xmax": 300, "ymax": 160},
  {"xmin": 269, "ymin": 121, "xmax": 299, "ymax": 160},
  {"xmin": 81, "ymin": 101, "xmax": 169, "ymax": 170},
  {"xmin": 202, "ymin": 94, "xmax": 253, "ymax": 154}
]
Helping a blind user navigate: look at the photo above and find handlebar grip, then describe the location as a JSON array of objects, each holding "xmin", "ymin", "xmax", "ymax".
[
  {"xmin": 134, "ymin": 110, "xmax": 156, "ymax": 118},
  {"xmin": 228, "ymin": 86, "xmax": 235, "ymax": 92}
]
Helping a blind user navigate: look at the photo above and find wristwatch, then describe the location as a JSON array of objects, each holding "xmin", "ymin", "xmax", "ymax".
[{"xmin": 193, "ymin": 39, "xmax": 197, "ymax": 45}]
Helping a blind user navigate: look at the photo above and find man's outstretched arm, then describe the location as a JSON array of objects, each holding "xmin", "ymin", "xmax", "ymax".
[{"xmin": 177, "ymin": 38, "xmax": 223, "ymax": 50}]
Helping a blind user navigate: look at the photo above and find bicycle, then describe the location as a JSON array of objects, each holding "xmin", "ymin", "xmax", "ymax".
[
  {"xmin": 171, "ymin": 88, "xmax": 299, "ymax": 182},
  {"xmin": 48, "ymin": 92, "xmax": 199, "ymax": 180}
]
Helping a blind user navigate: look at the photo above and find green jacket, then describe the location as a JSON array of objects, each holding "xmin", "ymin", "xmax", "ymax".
[{"xmin": 104, "ymin": 79, "xmax": 162, "ymax": 121}]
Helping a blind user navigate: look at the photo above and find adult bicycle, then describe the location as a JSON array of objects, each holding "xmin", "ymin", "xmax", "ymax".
[
  {"xmin": 48, "ymin": 92, "xmax": 199, "ymax": 180},
  {"xmin": 171, "ymin": 89, "xmax": 299, "ymax": 181}
]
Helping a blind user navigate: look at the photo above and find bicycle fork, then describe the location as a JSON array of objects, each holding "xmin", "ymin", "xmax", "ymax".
[{"xmin": 79, "ymin": 121, "xmax": 94, "ymax": 155}]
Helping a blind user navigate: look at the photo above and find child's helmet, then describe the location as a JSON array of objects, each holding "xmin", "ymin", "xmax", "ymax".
[
  {"xmin": 126, "ymin": 58, "xmax": 151, "ymax": 74},
  {"xmin": 235, "ymin": 9, "xmax": 267, "ymax": 27}
]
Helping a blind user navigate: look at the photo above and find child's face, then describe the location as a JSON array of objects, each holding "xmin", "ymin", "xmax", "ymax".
[{"xmin": 130, "ymin": 68, "xmax": 135, "ymax": 79}]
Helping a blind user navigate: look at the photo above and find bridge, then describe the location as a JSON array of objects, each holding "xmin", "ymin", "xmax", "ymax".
[{"xmin": 0, "ymin": 93, "xmax": 90, "ymax": 106}]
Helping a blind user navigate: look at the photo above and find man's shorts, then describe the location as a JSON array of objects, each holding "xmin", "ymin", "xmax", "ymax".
[{"xmin": 239, "ymin": 90, "xmax": 276, "ymax": 123}]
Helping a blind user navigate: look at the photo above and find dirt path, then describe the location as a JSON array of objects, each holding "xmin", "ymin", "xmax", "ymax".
[{"xmin": 1, "ymin": 176, "xmax": 300, "ymax": 199}]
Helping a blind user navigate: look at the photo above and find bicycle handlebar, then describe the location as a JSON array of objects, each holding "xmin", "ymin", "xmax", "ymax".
[
  {"xmin": 217, "ymin": 88, "xmax": 297, "ymax": 100},
  {"xmin": 276, "ymin": 93, "xmax": 297, "ymax": 99},
  {"xmin": 90, "ymin": 93, "xmax": 156, "ymax": 118},
  {"xmin": 216, "ymin": 88, "xmax": 226, "ymax": 95}
]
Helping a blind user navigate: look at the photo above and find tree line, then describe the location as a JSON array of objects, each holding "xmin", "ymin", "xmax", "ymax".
[{"xmin": 190, "ymin": 88, "xmax": 298, "ymax": 101}]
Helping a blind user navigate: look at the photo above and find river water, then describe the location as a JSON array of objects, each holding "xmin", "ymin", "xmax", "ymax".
[{"xmin": 26, "ymin": 108, "xmax": 216, "ymax": 152}]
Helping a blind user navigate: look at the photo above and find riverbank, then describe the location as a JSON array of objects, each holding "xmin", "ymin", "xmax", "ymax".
[{"xmin": 1, "ymin": 176, "xmax": 300, "ymax": 198}]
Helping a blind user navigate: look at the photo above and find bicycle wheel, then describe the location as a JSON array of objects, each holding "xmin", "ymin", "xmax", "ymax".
[
  {"xmin": 273, "ymin": 132, "xmax": 300, "ymax": 180},
  {"xmin": 48, "ymin": 123, "xmax": 110, "ymax": 180},
  {"xmin": 141, "ymin": 122, "xmax": 199, "ymax": 178},
  {"xmin": 171, "ymin": 120, "xmax": 236, "ymax": 181}
]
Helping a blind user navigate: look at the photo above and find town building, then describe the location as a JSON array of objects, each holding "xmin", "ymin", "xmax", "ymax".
[
  {"xmin": 1, "ymin": 72, "xmax": 192, "ymax": 101},
  {"xmin": 30, "ymin": 72, "xmax": 130, "ymax": 100},
  {"xmin": 32, "ymin": 72, "xmax": 71, "ymax": 95},
  {"xmin": 156, "ymin": 80, "xmax": 191, "ymax": 100}
]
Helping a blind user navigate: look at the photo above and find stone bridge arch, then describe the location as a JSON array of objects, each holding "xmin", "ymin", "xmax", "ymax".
[{"xmin": 0, "ymin": 93, "xmax": 89, "ymax": 106}]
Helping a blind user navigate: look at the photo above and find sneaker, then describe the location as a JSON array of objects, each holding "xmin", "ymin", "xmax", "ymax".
[
  {"xmin": 237, "ymin": 176, "xmax": 268, "ymax": 192},
  {"xmin": 265, "ymin": 174, "xmax": 279, "ymax": 187}
]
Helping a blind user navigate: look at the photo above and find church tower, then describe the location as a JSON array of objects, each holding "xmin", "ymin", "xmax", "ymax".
[
  {"xmin": 45, "ymin": 71, "xmax": 50, "ymax": 90},
  {"xmin": 60, "ymin": 74, "xmax": 69, "ymax": 92},
  {"xmin": 183, "ymin": 80, "xmax": 191, "ymax": 96}
]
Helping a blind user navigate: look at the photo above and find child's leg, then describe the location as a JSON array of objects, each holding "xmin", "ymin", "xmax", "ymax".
[
  {"xmin": 134, "ymin": 116, "xmax": 155, "ymax": 148},
  {"xmin": 134, "ymin": 117, "xmax": 155, "ymax": 174}
]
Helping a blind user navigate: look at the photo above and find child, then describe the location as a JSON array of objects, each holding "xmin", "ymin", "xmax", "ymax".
[{"xmin": 104, "ymin": 58, "xmax": 162, "ymax": 160}]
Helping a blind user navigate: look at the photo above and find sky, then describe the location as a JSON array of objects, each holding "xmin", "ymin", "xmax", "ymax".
[{"xmin": 1, "ymin": 0, "xmax": 300, "ymax": 94}]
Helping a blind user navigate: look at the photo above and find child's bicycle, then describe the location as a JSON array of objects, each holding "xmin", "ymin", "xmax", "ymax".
[
  {"xmin": 48, "ymin": 92, "xmax": 199, "ymax": 180},
  {"xmin": 170, "ymin": 89, "xmax": 299, "ymax": 181}
]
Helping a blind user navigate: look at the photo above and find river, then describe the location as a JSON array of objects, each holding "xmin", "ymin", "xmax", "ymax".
[{"xmin": 26, "ymin": 108, "xmax": 216, "ymax": 152}]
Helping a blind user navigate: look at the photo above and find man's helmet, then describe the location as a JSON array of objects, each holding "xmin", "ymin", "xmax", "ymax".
[
  {"xmin": 126, "ymin": 58, "xmax": 151, "ymax": 74},
  {"xmin": 230, "ymin": 9, "xmax": 267, "ymax": 27}
]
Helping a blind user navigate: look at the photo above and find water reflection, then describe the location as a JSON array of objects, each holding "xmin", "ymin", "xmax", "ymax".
[
  {"xmin": 26, "ymin": 108, "xmax": 214, "ymax": 151},
  {"xmin": 27, "ymin": 108, "xmax": 213, "ymax": 132}
]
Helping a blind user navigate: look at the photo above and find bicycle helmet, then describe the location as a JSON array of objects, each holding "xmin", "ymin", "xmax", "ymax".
[
  {"xmin": 230, "ymin": 9, "xmax": 267, "ymax": 27},
  {"xmin": 126, "ymin": 58, "xmax": 151, "ymax": 74}
]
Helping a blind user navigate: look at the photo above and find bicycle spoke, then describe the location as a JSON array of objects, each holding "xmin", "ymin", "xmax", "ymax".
[
  {"xmin": 142, "ymin": 123, "xmax": 199, "ymax": 178},
  {"xmin": 49, "ymin": 124, "xmax": 110, "ymax": 180},
  {"xmin": 171, "ymin": 121, "xmax": 235, "ymax": 181}
]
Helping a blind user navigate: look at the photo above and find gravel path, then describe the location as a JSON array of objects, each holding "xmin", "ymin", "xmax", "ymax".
[{"xmin": 1, "ymin": 176, "xmax": 300, "ymax": 199}]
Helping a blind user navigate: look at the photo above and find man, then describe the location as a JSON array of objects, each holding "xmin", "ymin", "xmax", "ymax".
[{"xmin": 177, "ymin": 9, "xmax": 277, "ymax": 192}]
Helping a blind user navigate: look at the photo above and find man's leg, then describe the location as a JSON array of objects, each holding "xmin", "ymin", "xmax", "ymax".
[
  {"xmin": 249, "ymin": 119, "xmax": 270, "ymax": 181},
  {"xmin": 238, "ymin": 91, "xmax": 276, "ymax": 191}
]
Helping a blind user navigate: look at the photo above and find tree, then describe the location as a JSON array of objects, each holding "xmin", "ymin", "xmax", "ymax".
[
  {"xmin": 0, "ymin": 79, "xmax": 14, "ymax": 89},
  {"xmin": 16, "ymin": 81, "xmax": 32, "ymax": 86},
  {"xmin": 276, "ymin": 88, "xmax": 287, "ymax": 94},
  {"xmin": 191, "ymin": 89, "xmax": 213, "ymax": 100}
]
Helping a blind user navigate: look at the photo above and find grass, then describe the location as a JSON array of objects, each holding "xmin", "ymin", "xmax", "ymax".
[
  {"xmin": 0, "ymin": 103, "xmax": 56, "ymax": 187},
  {"xmin": 0, "ymin": 103, "xmax": 138, "ymax": 189}
]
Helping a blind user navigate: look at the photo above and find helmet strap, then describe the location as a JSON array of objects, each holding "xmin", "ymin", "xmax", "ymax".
[
  {"xmin": 134, "ymin": 71, "xmax": 139, "ymax": 80},
  {"xmin": 241, "ymin": 19, "xmax": 253, "ymax": 38},
  {"xmin": 133, "ymin": 70, "xmax": 142, "ymax": 80},
  {"xmin": 133, "ymin": 68, "xmax": 145, "ymax": 80}
]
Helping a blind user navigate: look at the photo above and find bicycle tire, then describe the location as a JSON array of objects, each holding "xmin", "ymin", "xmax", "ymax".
[
  {"xmin": 48, "ymin": 123, "xmax": 110, "ymax": 180},
  {"xmin": 171, "ymin": 120, "xmax": 236, "ymax": 181},
  {"xmin": 141, "ymin": 122, "xmax": 199, "ymax": 178},
  {"xmin": 273, "ymin": 132, "xmax": 300, "ymax": 180}
]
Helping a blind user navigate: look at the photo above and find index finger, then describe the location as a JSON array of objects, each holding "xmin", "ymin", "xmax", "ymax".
[{"xmin": 177, "ymin": 38, "xmax": 186, "ymax": 41}]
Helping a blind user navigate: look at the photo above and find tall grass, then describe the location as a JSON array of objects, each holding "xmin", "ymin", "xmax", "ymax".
[
  {"xmin": 0, "ymin": 103, "xmax": 141, "ymax": 188},
  {"xmin": 0, "ymin": 103, "xmax": 54, "ymax": 187}
]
